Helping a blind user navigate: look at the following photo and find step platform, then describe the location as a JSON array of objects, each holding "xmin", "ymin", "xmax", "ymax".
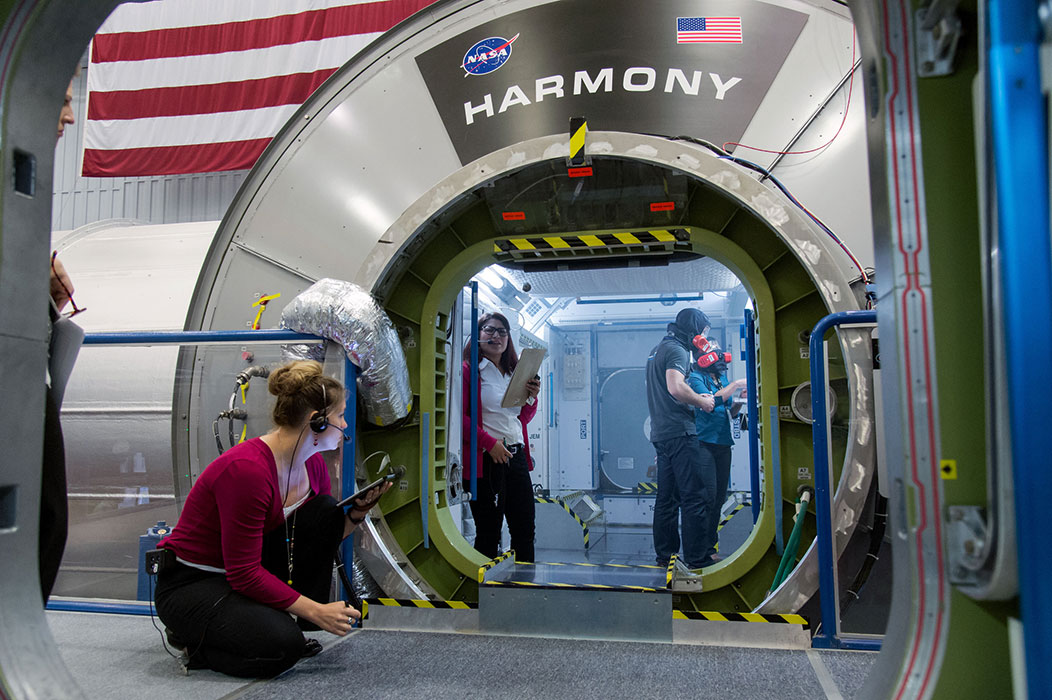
[{"xmin": 361, "ymin": 552, "xmax": 810, "ymax": 648}]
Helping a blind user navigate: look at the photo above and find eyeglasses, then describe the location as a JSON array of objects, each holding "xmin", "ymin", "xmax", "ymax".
[
  {"xmin": 51, "ymin": 252, "xmax": 86, "ymax": 318},
  {"xmin": 480, "ymin": 325, "xmax": 509, "ymax": 337}
]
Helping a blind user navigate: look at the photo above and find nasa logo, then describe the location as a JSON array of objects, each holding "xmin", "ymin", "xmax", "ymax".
[{"xmin": 461, "ymin": 34, "xmax": 519, "ymax": 76}]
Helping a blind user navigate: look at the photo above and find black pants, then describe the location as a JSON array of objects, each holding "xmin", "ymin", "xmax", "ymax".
[
  {"xmin": 701, "ymin": 442, "xmax": 732, "ymax": 551},
  {"xmin": 464, "ymin": 449, "xmax": 535, "ymax": 563},
  {"xmin": 39, "ymin": 387, "xmax": 68, "ymax": 604},
  {"xmin": 155, "ymin": 494, "xmax": 345, "ymax": 678}
]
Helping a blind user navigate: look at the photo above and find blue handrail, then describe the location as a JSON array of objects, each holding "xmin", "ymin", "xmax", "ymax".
[
  {"xmin": 809, "ymin": 310, "xmax": 877, "ymax": 651},
  {"xmin": 469, "ymin": 282, "xmax": 479, "ymax": 501},
  {"xmin": 989, "ymin": 2, "xmax": 1052, "ymax": 696},
  {"xmin": 743, "ymin": 310, "xmax": 760, "ymax": 523},
  {"xmin": 83, "ymin": 329, "xmax": 320, "ymax": 345},
  {"xmin": 340, "ymin": 359, "xmax": 359, "ymax": 601},
  {"xmin": 49, "ymin": 328, "xmax": 353, "ymax": 617}
]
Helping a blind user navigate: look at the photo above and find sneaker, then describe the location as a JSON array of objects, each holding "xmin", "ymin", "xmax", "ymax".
[{"xmin": 302, "ymin": 638, "xmax": 323, "ymax": 658}]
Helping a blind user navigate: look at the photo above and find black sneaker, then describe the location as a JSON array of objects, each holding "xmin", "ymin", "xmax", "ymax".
[{"xmin": 302, "ymin": 638, "xmax": 323, "ymax": 658}]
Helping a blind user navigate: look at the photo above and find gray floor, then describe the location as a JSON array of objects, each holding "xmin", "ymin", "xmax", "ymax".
[{"xmin": 48, "ymin": 610, "xmax": 877, "ymax": 699}]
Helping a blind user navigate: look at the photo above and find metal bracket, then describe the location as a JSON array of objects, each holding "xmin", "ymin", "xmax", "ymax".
[
  {"xmin": 669, "ymin": 559, "xmax": 705, "ymax": 593},
  {"xmin": 916, "ymin": 5, "xmax": 962, "ymax": 77},
  {"xmin": 947, "ymin": 505, "xmax": 990, "ymax": 584}
]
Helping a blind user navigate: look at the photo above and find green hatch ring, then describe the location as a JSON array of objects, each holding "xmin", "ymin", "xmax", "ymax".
[
  {"xmin": 361, "ymin": 135, "xmax": 860, "ymax": 608},
  {"xmin": 418, "ymin": 226, "xmax": 779, "ymax": 592}
]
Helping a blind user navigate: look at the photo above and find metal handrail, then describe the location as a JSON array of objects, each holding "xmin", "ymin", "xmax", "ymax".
[
  {"xmin": 808, "ymin": 310, "xmax": 878, "ymax": 651},
  {"xmin": 989, "ymin": 1, "xmax": 1052, "ymax": 696},
  {"xmin": 743, "ymin": 310, "xmax": 761, "ymax": 523},
  {"xmin": 49, "ymin": 328, "xmax": 358, "ymax": 616}
]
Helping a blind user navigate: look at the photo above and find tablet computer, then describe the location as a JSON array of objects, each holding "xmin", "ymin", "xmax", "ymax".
[{"xmin": 336, "ymin": 473, "xmax": 396, "ymax": 508}]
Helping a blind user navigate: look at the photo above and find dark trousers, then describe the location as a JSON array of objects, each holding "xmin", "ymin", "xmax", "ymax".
[
  {"xmin": 701, "ymin": 442, "xmax": 732, "ymax": 551},
  {"xmin": 155, "ymin": 494, "xmax": 345, "ymax": 678},
  {"xmin": 39, "ymin": 387, "xmax": 68, "ymax": 604},
  {"xmin": 464, "ymin": 449, "xmax": 535, "ymax": 563},
  {"xmin": 652, "ymin": 435, "xmax": 715, "ymax": 568}
]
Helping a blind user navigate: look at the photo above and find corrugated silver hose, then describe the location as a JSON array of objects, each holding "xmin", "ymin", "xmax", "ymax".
[{"xmin": 280, "ymin": 278, "xmax": 413, "ymax": 426}]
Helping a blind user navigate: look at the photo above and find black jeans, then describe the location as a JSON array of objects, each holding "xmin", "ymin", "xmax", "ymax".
[
  {"xmin": 39, "ymin": 387, "xmax": 67, "ymax": 604},
  {"xmin": 155, "ymin": 494, "xmax": 345, "ymax": 678},
  {"xmin": 701, "ymin": 442, "xmax": 732, "ymax": 551},
  {"xmin": 464, "ymin": 448, "xmax": 535, "ymax": 563}
]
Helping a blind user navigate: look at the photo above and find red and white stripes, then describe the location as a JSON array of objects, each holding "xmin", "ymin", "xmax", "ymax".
[{"xmin": 83, "ymin": 0, "xmax": 432, "ymax": 176}]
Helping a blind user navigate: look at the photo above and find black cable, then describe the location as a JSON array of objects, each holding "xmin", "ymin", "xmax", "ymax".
[
  {"xmin": 842, "ymin": 493, "xmax": 889, "ymax": 613},
  {"xmin": 147, "ymin": 572, "xmax": 182, "ymax": 661},
  {"xmin": 212, "ymin": 420, "xmax": 224, "ymax": 454}
]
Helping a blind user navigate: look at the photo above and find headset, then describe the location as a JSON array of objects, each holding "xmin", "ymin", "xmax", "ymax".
[{"xmin": 309, "ymin": 381, "xmax": 329, "ymax": 433}]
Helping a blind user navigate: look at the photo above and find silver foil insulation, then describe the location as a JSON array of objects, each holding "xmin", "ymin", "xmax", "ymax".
[{"xmin": 280, "ymin": 278, "xmax": 412, "ymax": 426}]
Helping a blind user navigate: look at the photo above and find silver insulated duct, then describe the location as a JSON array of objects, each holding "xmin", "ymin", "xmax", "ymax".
[{"xmin": 280, "ymin": 278, "xmax": 412, "ymax": 426}]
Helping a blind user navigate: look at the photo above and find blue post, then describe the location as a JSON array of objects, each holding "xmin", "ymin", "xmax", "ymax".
[
  {"xmin": 989, "ymin": 2, "xmax": 1052, "ymax": 696},
  {"xmin": 469, "ymin": 282, "xmax": 479, "ymax": 501},
  {"xmin": 809, "ymin": 310, "xmax": 876, "ymax": 650},
  {"xmin": 743, "ymin": 310, "xmax": 760, "ymax": 523},
  {"xmin": 422, "ymin": 411, "xmax": 430, "ymax": 549},
  {"xmin": 340, "ymin": 359, "xmax": 358, "ymax": 601},
  {"xmin": 770, "ymin": 406, "xmax": 783, "ymax": 557}
]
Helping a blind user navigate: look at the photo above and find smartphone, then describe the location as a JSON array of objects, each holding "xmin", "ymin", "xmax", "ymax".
[{"xmin": 336, "ymin": 473, "xmax": 396, "ymax": 508}]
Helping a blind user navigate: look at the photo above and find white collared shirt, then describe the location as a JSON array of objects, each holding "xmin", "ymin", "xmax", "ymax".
[{"xmin": 479, "ymin": 358, "xmax": 524, "ymax": 445}]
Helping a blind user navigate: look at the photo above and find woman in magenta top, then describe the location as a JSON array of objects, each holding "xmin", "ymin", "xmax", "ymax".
[
  {"xmin": 461, "ymin": 312, "xmax": 540, "ymax": 562},
  {"xmin": 156, "ymin": 360, "xmax": 389, "ymax": 677}
]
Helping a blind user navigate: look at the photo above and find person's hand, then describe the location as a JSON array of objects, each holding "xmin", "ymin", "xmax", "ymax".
[
  {"xmin": 525, "ymin": 377, "xmax": 541, "ymax": 400},
  {"xmin": 349, "ymin": 480, "xmax": 393, "ymax": 520},
  {"xmin": 699, "ymin": 393, "xmax": 715, "ymax": 412},
  {"xmin": 49, "ymin": 253, "xmax": 74, "ymax": 311},
  {"xmin": 487, "ymin": 441, "xmax": 512, "ymax": 464},
  {"xmin": 309, "ymin": 600, "xmax": 361, "ymax": 636},
  {"xmin": 730, "ymin": 378, "xmax": 747, "ymax": 392}
]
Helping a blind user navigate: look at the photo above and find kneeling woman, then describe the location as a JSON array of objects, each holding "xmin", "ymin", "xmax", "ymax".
[{"xmin": 156, "ymin": 360, "xmax": 389, "ymax": 677}]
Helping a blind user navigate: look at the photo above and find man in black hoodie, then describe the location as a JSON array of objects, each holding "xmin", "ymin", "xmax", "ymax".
[{"xmin": 645, "ymin": 308, "xmax": 717, "ymax": 570}]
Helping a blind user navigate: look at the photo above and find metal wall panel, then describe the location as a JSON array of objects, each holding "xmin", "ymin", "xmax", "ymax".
[{"xmin": 51, "ymin": 65, "xmax": 248, "ymax": 231}]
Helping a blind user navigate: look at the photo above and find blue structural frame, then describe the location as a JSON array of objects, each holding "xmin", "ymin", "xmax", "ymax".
[
  {"xmin": 742, "ymin": 310, "xmax": 761, "ymax": 523},
  {"xmin": 469, "ymin": 282, "xmax": 480, "ymax": 501},
  {"xmin": 808, "ymin": 310, "xmax": 879, "ymax": 651},
  {"xmin": 52, "ymin": 328, "xmax": 358, "ymax": 616},
  {"xmin": 339, "ymin": 359, "xmax": 358, "ymax": 601},
  {"xmin": 988, "ymin": 2, "xmax": 1052, "ymax": 696},
  {"xmin": 770, "ymin": 405, "xmax": 784, "ymax": 556}
]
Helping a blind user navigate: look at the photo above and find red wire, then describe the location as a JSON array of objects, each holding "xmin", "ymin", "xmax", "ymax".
[{"xmin": 723, "ymin": 31, "xmax": 857, "ymax": 156}]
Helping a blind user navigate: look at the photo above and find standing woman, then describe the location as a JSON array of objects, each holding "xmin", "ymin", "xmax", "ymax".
[
  {"xmin": 687, "ymin": 337, "xmax": 747, "ymax": 560},
  {"xmin": 155, "ymin": 360, "xmax": 389, "ymax": 677},
  {"xmin": 462, "ymin": 312, "xmax": 541, "ymax": 562}
]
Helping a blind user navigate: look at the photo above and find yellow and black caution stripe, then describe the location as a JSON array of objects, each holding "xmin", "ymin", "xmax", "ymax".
[
  {"xmin": 482, "ymin": 579, "xmax": 663, "ymax": 593},
  {"xmin": 665, "ymin": 555, "xmax": 678, "ymax": 588},
  {"xmin": 635, "ymin": 481, "xmax": 658, "ymax": 494},
  {"xmin": 672, "ymin": 610, "xmax": 810, "ymax": 628},
  {"xmin": 525, "ymin": 561, "xmax": 662, "ymax": 569},
  {"xmin": 494, "ymin": 230, "xmax": 685, "ymax": 253},
  {"xmin": 361, "ymin": 598, "xmax": 477, "ymax": 620},
  {"xmin": 535, "ymin": 495, "xmax": 590, "ymax": 549},
  {"xmin": 714, "ymin": 501, "xmax": 751, "ymax": 553},
  {"xmin": 568, "ymin": 117, "xmax": 587, "ymax": 166},
  {"xmin": 477, "ymin": 550, "xmax": 515, "ymax": 583}
]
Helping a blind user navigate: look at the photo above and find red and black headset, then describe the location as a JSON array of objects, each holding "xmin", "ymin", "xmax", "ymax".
[{"xmin": 692, "ymin": 335, "xmax": 732, "ymax": 370}]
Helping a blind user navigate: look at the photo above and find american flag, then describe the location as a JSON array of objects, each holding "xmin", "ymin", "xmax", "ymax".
[
  {"xmin": 676, "ymin": 17, "xmax": 743, "ymax": 44},
  {"xmin": 82, "ymin": 0, "xmax": 434, "ymax": 177}
]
